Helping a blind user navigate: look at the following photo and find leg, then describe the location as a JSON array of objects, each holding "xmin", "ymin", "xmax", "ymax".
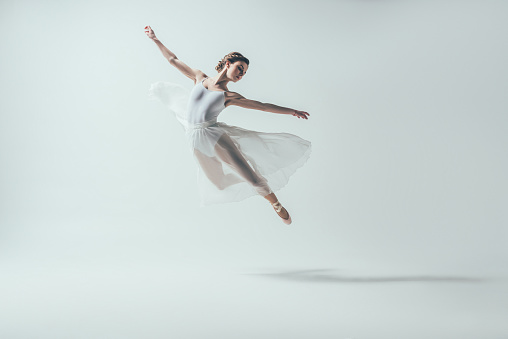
[
  {"xmin": 214, "ymin": 133, "xmax": 272, "ymax": 196},
  {"xmin": 214, "ymin": 134, "xmax": 290, "ymax": 221},
  {"xmin": 193, "ymin": 148, "xmax": 242, "ymax": 190},
  {"xmin": 263, "ymin": 192, "xmax": 278, "ymax": 204}
]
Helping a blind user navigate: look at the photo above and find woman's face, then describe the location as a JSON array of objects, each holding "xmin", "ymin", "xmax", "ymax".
[{"xmin": 227, "ymin": 61, "xmax": 248, "ymax": 82}]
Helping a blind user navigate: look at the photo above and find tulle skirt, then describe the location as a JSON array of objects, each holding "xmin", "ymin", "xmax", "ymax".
[{"xmin": 148, "ymin": 81, "xmax": 312, "ymax": 206}]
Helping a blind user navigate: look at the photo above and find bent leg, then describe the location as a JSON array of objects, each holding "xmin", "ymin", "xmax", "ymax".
[{"xmin": 193, "ymin": 148, "xmax": 241, "ymax": 190}]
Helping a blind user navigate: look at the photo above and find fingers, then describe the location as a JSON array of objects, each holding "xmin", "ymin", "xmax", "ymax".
[
  {"xmin": 294, "ymin": 110, "xmax": 310, "ymax": 120},
  {"xmin": 144, "ymin": 26, "xmax": 156, "ymax": 39}
]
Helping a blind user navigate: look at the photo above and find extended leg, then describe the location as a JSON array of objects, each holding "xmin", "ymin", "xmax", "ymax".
[
  {"xmin": 214, "ymin": 133, "xmax": 273, "ymax": 196},
  {"xmin": 214, "ymin": 133, "xmax": 290, "ymax": 222}
]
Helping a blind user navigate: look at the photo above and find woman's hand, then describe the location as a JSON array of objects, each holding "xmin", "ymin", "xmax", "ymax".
[
  {"xmin": 293, "ymin": 110, "xmax": 310, "ymax": 120},
  {"xmin": 144, "ymin": 25, "xmax": 157, "ymax": 40}
]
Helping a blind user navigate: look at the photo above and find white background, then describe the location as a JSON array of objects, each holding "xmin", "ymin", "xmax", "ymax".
[{"xmin": 1, "ymin": 0, "xmax": 507, "ymax": 338}]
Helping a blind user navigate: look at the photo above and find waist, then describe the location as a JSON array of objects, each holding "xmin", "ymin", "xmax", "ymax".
[{"xmin": 184, "ymin": 119, "xmax": 219, "ymax": 130}]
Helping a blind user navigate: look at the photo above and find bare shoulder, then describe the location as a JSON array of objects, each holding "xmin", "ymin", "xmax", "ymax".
[
  {"xmin": 224, "ymin": 91, "xmax": 244, "ymax": 99},
  {"xmin": 224, "ymin": 91, "xmax": 245, "ymax": 108},
  {"xmin": 193, "ymin": 71, "xmax": 209, "ymax": 85}
]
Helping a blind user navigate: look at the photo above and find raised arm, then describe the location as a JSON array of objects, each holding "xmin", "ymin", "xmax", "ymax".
[
  {"xmin": 227, "ymin": 92, "xmax": 310, "ymax": 119},
  {"xmin": 144, "ymin": 26, "xmax": 205, "ymax": 83}
]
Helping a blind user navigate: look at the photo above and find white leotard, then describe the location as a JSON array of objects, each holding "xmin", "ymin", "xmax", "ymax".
[{"xmin": 186, "ymin": 77, "xmax": 226, "ymax": 125}]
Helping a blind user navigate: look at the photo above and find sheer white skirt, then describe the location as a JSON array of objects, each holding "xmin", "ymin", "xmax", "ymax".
[{"xmin": 149, "ymin": 81, "xmax": 312, "ymax": 206}]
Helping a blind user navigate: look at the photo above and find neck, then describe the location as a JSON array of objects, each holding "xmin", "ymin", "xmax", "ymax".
[{"xmin": 210, "ymin": 69, "xmax": 230, "ymax": 87}]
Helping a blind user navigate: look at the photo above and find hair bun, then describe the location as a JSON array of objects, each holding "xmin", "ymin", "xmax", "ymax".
[{"xmin": 215, "ymin": 52, "xmax": 249, "ymax": 73}]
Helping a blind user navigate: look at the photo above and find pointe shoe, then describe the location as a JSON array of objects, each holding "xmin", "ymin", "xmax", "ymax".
[{"xmin": 271, "ymin": 200, "xmax": 292, "ymax": 225}]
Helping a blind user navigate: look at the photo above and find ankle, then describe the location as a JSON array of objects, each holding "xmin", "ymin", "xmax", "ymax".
[{"xmin": 264, "ymin": 193, "xmax": 278, "ymax": 204}]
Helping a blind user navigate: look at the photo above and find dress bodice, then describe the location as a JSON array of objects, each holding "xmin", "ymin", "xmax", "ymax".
[{"xmin": 186, "ymin": 77, "xmax": 226, "ymax": 124}]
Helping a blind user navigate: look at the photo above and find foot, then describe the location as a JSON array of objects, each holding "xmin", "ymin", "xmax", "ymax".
[{"xmin": 271, "ymin": 200, "xmax": 292, "ymax": 225}]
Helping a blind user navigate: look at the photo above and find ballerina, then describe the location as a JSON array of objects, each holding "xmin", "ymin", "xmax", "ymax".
[{"xmin": 145, "ymin": 25, "xmax": 311, "ymax": 225}]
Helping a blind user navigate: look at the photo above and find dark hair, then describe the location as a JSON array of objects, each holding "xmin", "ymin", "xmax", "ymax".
[{"xmin": 215, "ymin": 52, "xmax": 249, "ymax": 72}]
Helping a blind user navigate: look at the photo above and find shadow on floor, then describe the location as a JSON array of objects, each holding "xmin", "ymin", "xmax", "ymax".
[{"xmin": 244, "ymin": 269, "xmax": 488, "ymax": 284}]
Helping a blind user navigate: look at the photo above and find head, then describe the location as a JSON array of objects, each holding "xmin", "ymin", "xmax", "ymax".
[{"xmin": 215, "ymin": 52, "xmax": 249, "ymax": 82}]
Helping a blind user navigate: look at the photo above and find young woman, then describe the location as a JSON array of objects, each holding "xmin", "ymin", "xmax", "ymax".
[{"xmin": 145, "ymin": 25, "xmax": 311, "ymax": 225}]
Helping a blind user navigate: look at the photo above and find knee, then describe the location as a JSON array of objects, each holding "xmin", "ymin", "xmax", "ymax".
[{"xmin": 214, "ymin": 182, "xmax": 227, "ymax": 190}]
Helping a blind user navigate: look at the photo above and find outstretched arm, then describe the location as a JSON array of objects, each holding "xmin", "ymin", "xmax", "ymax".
[
  {"xmin": 144, "ymin": 25, "xmax": 205, "ymax": 83},
  {"xmin": 228, "ymin": 92, "xmax": 310, "ymax": 119}
]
